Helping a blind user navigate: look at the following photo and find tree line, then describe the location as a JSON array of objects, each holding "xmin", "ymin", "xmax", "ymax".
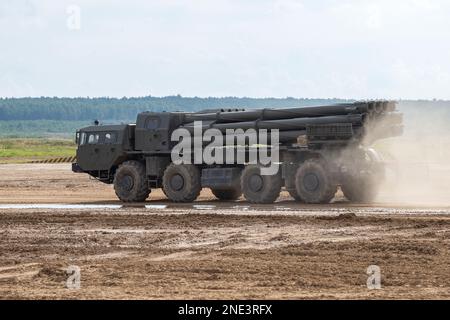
[{"xmin": 0, "ymin": 96, "xmax": 350, "ymax": 121}]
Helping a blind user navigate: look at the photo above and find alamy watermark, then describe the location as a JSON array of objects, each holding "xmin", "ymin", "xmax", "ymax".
[
  {"xmin": 66, "ymin": 265, "xmax": 81, "ymax": 289},
  {"xmin": 367, "ymin": 265, "xmax": 381, "ymax": 290},
  {"xmin": 66, "ymin": 5, "xmax": 81, "ymax": 31},
  {"xmin": 171, "ymin": 121, "xmax": 280, "ymax": 175}
]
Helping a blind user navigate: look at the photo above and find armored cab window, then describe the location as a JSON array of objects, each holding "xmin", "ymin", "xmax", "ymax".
[
  {"xmin": 88, "ymin": 133, "xmax": 100, "ymax": 144},
  {"xmin": 145, "ymin": 117, "xmax": 160, "ymax": 129},
  {"xmin": 79, "ymin": 132, "xmax": 87, "ymax": 145},
  {"xmin": 104, "ymin": 132, "xmax": 117, "ymax": 144}
]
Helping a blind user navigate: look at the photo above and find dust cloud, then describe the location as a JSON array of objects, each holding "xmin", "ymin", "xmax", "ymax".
[{"xmin": 370, "ymin": 101, "xmax": 450, "ymax": 206}]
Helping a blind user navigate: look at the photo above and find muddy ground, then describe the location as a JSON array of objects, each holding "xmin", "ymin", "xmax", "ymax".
[{"xmin": 0, "ymin": 164, "xmax": 449, "ymax": 299}]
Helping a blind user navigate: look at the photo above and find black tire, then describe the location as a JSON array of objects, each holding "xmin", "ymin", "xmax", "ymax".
[
  {"xmin": 114, "ymin": 160, "xmax": 150, "ymax": 202},
  {"xmin": 341, "ymin": 149, "xmax": 385, "ymax": 203},
  {"xmin": 341, "ymin": 176, "xmax": 378, "ymax": 203},
  {"xmin": 241, "ymin": 165, "xmax": 282, "ymax": 204},
  {"xmin": 295, "ymin": 159, "xmax": 337, "ymax": 204},
  {"xmin": 287, "ymin": 188, "xmax": 303, "ymax": 202},
  {"xmin": 211, "ymin": 188, "xmax": 242, "ymax": 201},
  {"xmin": 162, "ymin": 164, "xmax": 201, "ymax": 202}
]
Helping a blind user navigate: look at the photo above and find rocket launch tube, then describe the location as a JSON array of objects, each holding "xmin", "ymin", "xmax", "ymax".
[
  {"xmin": 183, "ymin": 102, "xmax": 374, "ymax": 124},
  {"xmin": 195, "ymin": 130, "xmax": 307, "ymax": 144},
  {"xmin": 182, "ymin": 114, "xmax": 364, "ymax": 132}
]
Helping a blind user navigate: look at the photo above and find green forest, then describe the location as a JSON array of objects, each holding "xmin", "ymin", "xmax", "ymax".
[
  {"xmin": 0, "ymin": 96, "xmax": 348, "ymax": 137},
  {"xmin": 0, "ymin": 96, "xmax": 449, "ymax": 138},
  {"xmin": 0, "ymin": 96, "xmax": 351, "ymax": 121}
]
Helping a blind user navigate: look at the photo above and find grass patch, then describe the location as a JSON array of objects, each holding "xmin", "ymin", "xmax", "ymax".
[{"xmin": 0, "ymin": 138, "xmax": 76, "ymax": 163}]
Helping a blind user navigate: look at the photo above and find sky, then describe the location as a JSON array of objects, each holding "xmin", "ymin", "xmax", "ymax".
[{"xmin": 1, "ymin": 0, "xmax": 450, "ymax": 99}]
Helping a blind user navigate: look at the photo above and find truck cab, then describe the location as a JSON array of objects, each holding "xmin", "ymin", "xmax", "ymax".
[{"xmin": 73, "ymin": 124, "xmax": 135, "ymax": 182}]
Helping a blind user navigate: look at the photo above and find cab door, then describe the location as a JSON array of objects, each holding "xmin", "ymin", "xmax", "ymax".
[
  {"xmin": 100, "ymin": 132, "xmax": 122, "ymax": 169},
  {"xmin": 77, "ymin": 132, "xmax": 102, "ymax": 171}
]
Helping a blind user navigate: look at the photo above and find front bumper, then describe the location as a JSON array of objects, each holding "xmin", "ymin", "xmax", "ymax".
[{"xmin": 71, "ymin": 163, "xmax": 84, "ymax": 173}]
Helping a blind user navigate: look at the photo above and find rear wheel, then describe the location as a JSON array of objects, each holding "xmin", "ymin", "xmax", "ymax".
[
  {"xmin": 295, "ymin": 159, "xmax": 337, "ymax": 204},
  {"xmin": 114, "ymin": 160, "xmax": 150, "ymax": 202},
  {"xmin": 241, "ymin": 165, "xmax": 282, "ymax": 204},
  {"xmin": 162, "ymin": 164, "xmax": 201, "ymax": 202},
  {"xmin": 211, "ymin": 188, "xmax": 242, "ymax": 201},
  {"xmin": 341, "ymin": 177, "xmax": 378, "ymax": 203},
  {"xmin": 341, "ymin": 148, "xmax": 385, "ymax": 203}
]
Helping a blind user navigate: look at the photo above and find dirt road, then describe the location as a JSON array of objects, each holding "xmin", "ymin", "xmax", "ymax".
[{"xmin": 0, "ymin": 164, "xmax": 449, "ymax": 299}]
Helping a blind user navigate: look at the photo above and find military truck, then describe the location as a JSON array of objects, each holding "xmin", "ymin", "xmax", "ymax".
[{"xmin": 72, "ymin": 101, "xmax": 402, "ymax": 204}]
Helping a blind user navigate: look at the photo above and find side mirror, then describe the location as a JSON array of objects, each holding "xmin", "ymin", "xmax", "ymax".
[{"xmin": 75, "ymin": 131, "xmax": 80, "ymax": 144}]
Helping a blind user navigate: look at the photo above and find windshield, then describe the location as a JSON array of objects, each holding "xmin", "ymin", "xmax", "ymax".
[
  {"xmin": 79, "ymin": 132, "xmax": 87, "ymax": 145},
  {"xmin": 78, "ymin": 131, "xmax": 118, "ymax": 145}
]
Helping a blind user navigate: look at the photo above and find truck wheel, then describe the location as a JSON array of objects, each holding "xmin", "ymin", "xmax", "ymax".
[
  {"xmin": 241, "ymin": 165, "xmax": 282, "ymax": 204},
  {"xmin": 114, "ymin": 161, "xmax": 150, "ymax": 202},
  {"xmin": 162, "ymin": 164, "xmax": 201, "ymax": 202},
  {"xmin": 211, "ymin": 188, "xmax": 242, "ymax": 201},
  {"xmin": 341, "ymin": 149, "xmax": 384, "ymax": 203},
  {"xmin": 341, "ymin": 176, "xmax": 378, "ymax": 203},
  {"xmin": 295, "ymin": 159, "xmax": 337, "ymax": 204},
  {"xmin": 287, "ymin": 188, "xmax": 303, "ymax": 202}
]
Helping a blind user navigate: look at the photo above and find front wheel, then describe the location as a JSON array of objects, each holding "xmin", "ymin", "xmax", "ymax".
[{"xmin": 113, "ymin": 161, "xmax": 150, "ymax": 202}]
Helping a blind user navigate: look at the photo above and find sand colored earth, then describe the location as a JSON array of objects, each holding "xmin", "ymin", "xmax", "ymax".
[{"xmin": 0, "ymin": 164, "xmax": 449, "ymax": 299}]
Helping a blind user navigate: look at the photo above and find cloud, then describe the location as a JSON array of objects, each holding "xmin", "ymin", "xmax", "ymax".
[{"xmin": 0, "ymin": 0, "xmax": 450, "ymax": 98}]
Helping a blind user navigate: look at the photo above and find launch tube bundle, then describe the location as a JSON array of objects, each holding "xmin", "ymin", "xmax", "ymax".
[{"xmin": 181, "ymin": 101, "xmax": 403, "ymax": 145}]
